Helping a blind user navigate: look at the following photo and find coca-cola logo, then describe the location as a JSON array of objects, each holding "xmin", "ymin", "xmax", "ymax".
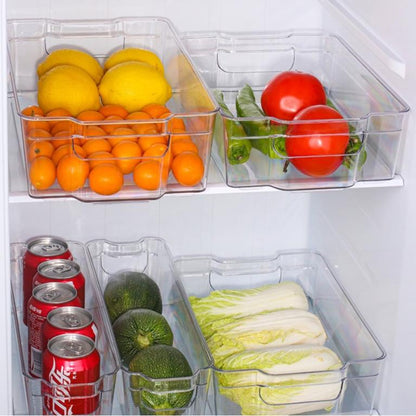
[
  {"xmin": 29, "ymin": 304, "xmax": 41, "ymax": 314},
  {"xmin": 48, "ymin": 358, "xmax": 73, "ymax": 415}
]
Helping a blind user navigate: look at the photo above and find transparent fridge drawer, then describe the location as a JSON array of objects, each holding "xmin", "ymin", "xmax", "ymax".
[
  {"xmin": 182, "ymin": 31, "xmax": 410, "ymax": 191},
  {"xmin": 7, "ymin": 18, "xmax": 217, "ymax": 201},
  {"xmin": 174, "ymin": 250, "xmax": 386, "ymax": 415},
  {"xmin": 10, "ymin": 240, "xmax": 120, "ymax": 415},
  {"xmin": 85, "ymin": 237, "xmax": 212, "ymax": 415}
]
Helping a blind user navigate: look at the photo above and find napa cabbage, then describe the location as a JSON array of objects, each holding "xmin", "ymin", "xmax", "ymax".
[
  {"xmin": 189, "ymin": 281, "xmax": 308, "ymax": 338},
  {"xmin": 218, "ymin": 345, "xmax": 343, "ymax": 415},
  {"xmin": 207, "ymin": 309, "xmax": 327, "ymax": 366}
]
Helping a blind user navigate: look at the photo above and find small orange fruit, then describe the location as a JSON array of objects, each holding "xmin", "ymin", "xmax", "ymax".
[
  {"xmin": 87, "ymin": 151, "xmax": 116, "ymax": 169},
  {"xmin": 170, "ymin": 128, "xmax": 192, "ymax": 143},
  {"xmin": 100, "ymin": 115, "xmax": 127, "ymax": 134},
  {"xmin": 171, "ymin": 151, "xmax": 204, "ymax": 187},
  {"xmin": 143, "ymin": 143, "xmax": 171, "ymax": 180},
  {"xmin": 26, "ymin": 128, "xmax": 52, "ymax": 145},
  {"xmin": 22, "ymin": 105, "xmax": 50, "ymax": 132},
  {"xmin": 28, "ymin": 140, "xmax": 54, "ymax": 162},
  {"xmin": 111, "ymin": 140, "xmax": 142, "ymax": 174},
  {"xmin": 126, "ymin": 111, "xmax": 154, "ymax": 135},
  {"xmin": 51, "ymin": 131, "xmax": 82, "ymax": 149},
  {"xmin": 80, "ymin": 125, "xmax": 107, "ymax": 145},
  {"xmin": 82, "ymin": 138, "xmax": 112, "ymax": 156},
  {"xmin": 45, "ymin": 108, "xmax": 72, "ymax": 118},
  {"xmin": 108, "ymin": 127, "xmax": 137, "ymax": 147},
  {"xmin": 52, "ymin": 143, "xmax": 86, "ymax": 165},
  {"xmin": 99, "ymin": 104, "xmax": 129, "ymax": 119},
  {"xmin": 141, "ymin": 103, "xmax": 170, "ymax": 132},
  {"xmin": 133, "ymin": 160, "xmax": 164, "ymax": 191},
  {"xmin": 77, "ymin": 110, "xmax": 105, "ymax": 122},
  {"xmin": 132, "ymin": 122, "xmax": 158, "ymax": 136},
  {"xmin": 51, "ymin": 120, "xmax": 77, "ymax": 136},
  {"xmin": 45, "ymin": 108, "xmax": 72, "ymax": 127},
  {"xmin": 56, "ymin": 154, "xmax": 89, "ymax": 192},
  {"xmin": 141, "ymin": 103, "xmax": 170, "ymax": 119},
  {"xmin": 29, "ymin": 156, "xmax": 56, "ymax": 190},
  {"xmin": 126, "ymin": 111, "xmax": 152, "ymax": 121},
  {"xmin": 159, "ymin": 111, "xmax": 186, "ymax": 131},
  {"xmin": 138, "ymin": 129, "xmax": 168, "ymax": 152},
  {"xmin": 88, "ymin": 163, "xmax": 124, "ymax": 195},
  {"xmin": 24, "ymin": 117, "xmax": 50, "ymax": 133},
  {"xmin": 171, "ymin": 139, "xmax": 198, "ymax": 157},
  {"xmin": 22, "ymin": 105, "xmax": 44, "ymax": 117},
  {"xmin": 83, "ymin": 125, "xmax": 107, "ymax": 138}
]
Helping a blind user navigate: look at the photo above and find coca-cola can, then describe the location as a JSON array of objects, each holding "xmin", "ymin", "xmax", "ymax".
[
  {"xmin": 42, "ymin": 306, "xmax": 97, "ymax": 350},
  {"xmin": 23, "ymin": 236, "xmax": 72, "ymax": 325},
  {"xmin": 42, "ymin": 334, "xmax": 101, "ymax": 415},
  {"xmin": 27, "ymin": 282, "xmax": 82, "ymax": 378},
  {"xmin": 33, "ymin": 259, "xmax": 85, "ymax": 307}
]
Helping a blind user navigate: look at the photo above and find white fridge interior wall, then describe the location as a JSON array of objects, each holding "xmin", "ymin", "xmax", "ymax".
[
  {"xmin": 5, "ymin": 0, "xmax": 324, "ymax": 30},
  {"xmin": 8, "ymin": 193, "xmax": 312, "ymax": 257},
  {"xmin": 5, "ymin": 0, "xmax": 416, "ymax": 414}
]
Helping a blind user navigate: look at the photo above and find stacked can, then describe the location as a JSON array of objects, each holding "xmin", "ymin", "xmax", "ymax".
[
  {"xmin": 33, "ymin": 259, "xmax": 86, "ymax": 307},
  {"xmin": 42, "ymin": 306, "xmax": 97, "ymax": 350},
  {"xmin": 42, "ymin": 334, "xmax": 101, "ymax": 415},
  {"xmin": 27, "ymin": 282, "xmax": 82, "ymax": 378},
  {"xmin": 23, "ymin": 236, "xmax": 72, "ymax": 325}
]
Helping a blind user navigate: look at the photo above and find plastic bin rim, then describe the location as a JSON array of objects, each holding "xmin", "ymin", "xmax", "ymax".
[
  {"xmin": 181, "ymin": 29, "xmax": 410, "ymax": 116},
  {"xmin": 7, "ymin": 16, "xmax": 181, "ymax": 37},
  {"xmin": 85, "ymin": 235, "xmax": 174, "ymax": 254}
]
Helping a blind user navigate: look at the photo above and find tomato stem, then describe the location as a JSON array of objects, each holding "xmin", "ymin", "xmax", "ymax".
[{"xmin": 283, "ymin": 160, "xmax": 290, "ymax": 173}]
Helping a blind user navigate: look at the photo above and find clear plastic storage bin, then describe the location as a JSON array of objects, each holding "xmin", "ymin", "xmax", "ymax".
[
  {"xmin": 7, "ymin": 18, "xmax": 217, "ymax": 201},
  {"xmin": 86, "ymin": 237, "xmax": 212, "ymax": 415},
  {"xmin": 182, "ymin": 31, "xmax": 410, "ymax": 191},
  {"xmin": 10, "ymin": 240, "xmax": 120, "ymax": 415},
  {"xmin": 174, "ymin": 250, "xmax": 386, "ymax": 415}
]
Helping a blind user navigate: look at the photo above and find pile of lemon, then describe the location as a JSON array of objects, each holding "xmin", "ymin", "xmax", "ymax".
[{"xmin": 37, "ymin": 47, "xmax": 172, "ymax": 116}]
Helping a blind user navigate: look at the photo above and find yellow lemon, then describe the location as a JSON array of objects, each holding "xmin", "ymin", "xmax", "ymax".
[
  {"xmin": 38, "ymin": 64, "xmax": 101, "ymax": 116},
  {"xmin": 104, "ymin": 47, "xmax": 164, "ymax": 74},
  {"xmin": 98, "ymin": 61, "xmax": 172, "ymax": 113},
  {"xmin": 37, "ymin": 48, "xmax": 104, "ymax": 84}
]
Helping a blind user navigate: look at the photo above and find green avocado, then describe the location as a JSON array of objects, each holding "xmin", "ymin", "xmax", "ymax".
[
  {"xmin": 129, "ymin": 344, "xmax": 193, "ymax": 415},
  {"xmin": 103, "ymin": 271, "xmax": 162, "ymax": 323},
  {"xmin": 112, "ymin": 308, "xmax": 173, "ymax": 366}
]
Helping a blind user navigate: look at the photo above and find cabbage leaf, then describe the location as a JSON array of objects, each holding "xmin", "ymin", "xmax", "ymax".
[
  {"xmin": 208, "ymin": 309, "xmax": 327, "ymax": 366},
  {"xmin": 189, "ymin": 281, "xmax": 308, "ymax": 338},
  {"xmin": 218, "ymin": 345, "xmax": 343, "ymax": 415}
]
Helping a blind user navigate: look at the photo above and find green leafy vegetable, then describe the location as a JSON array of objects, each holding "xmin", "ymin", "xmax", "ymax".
[
  {"xmin": 218, "ymin": 345, "xmax": 343, "ymax": 415},
  {"xmin": 189, "ymin": 282, "xmax": 308, "ymax": 338},
  {"xmin": 213, "ymin": 90, "xmax": 252, "ymax": 165},
  {"xmin": 207, "ymin": 309, "xmax": 327, "ymax": 366},
  {"xmin": 343, "ymin": 126, "xmax": 367, "ymax": 170},
  {"xmin": 236, "ymin": 84, "xmax": 286, "ymax": 159}
]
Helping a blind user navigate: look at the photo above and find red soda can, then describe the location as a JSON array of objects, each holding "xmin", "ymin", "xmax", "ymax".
[
  {"xmin": 33, "ymin": 259, "xmax": 85, "ymax": 307},
  {"xmin": 27, "ymin": 282, "xmax": 82, "ymax": 378},
  {"xmin": 42, "ymin": 306, "xmax": 97, "ymax": 350},
  {"xmin": 42, "ymin": 334, "xmax": 101, "ymax": 415},
  {"xmin": 23, "ymin": 236, "xmax": 72, "ymax": 325}
]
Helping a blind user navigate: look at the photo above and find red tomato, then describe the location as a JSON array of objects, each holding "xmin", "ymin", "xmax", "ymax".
[
  {"xmin": 261, "ymin": 71, "xmax": 326, "ymax": 121},
  {"xmin": 285, "ymin": 105, "xmax": 350, "ymax": 177}
]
